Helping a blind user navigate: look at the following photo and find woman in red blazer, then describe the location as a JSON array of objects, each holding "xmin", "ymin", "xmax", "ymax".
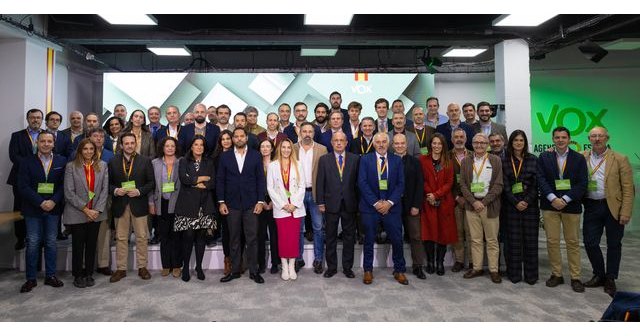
[{"xmin": 420, "ymin": 133, "xmax": 458, "ymax": 276}]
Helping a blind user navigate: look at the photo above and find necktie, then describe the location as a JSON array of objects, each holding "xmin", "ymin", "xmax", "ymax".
[
  {"xmin": 380, "ymin": 156, "xmax": 387, "ymax": 180},
  {"xmin": 339, "ymin": 154, "xmax": 343, "ymax": 167},
  {"xmin": 152, "ymin": 125, "xmax": 158, "ymax": 137}
]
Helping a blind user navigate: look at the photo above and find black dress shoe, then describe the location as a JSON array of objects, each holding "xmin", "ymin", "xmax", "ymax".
[
  {"xmin": 413, "ymin": 266, "xmax": 426, "ymax": 280},
  {"xmin": 270, "ymin": 264, "xmax": 280, "ymax": 274},
  {"xmin": 571, "ymin": 279, "xmax": 585, "ymax": 293},
  {"xmin": 220, "ymin": 273, "xmax": 240, "ymax": 283},
  {"xmin": 305, "ymin": 231, "xmax": 313, "ymax": 242},
  {"xmin": 343, "ymin": 269, "xmax": 355, "ymax": 278},
  {"xmin": 323, "ymin": 269, "xmax": 337, "ymax": 278},
  {"xmin": 295, "ymin": 260, "xmax": 305, "ymax": 272},
  {"xmin": 44, "ymin": 276, "xmax": 64, "ymax": 288},
  {"xmin": 96, "ymin": 267, "xmax": 113, "ymax": 276},
  {"xmin": 425, "ymin": 262, "xmax": 435, "ymax": 274},
  {"xmin": 56, "ymin": 233, "xmax": 68, "ymax": 241},
  {"xmin": 249, "ymin": 273, "xmax": 265, "ymax": 284},
  {"xmin": 85, "ymin": 276, "xmax": 95, "ymax": 287},
  {"xmin": 73, "ymin": 276, "xmax": 86, "ymax": 288},
  {"xmin": 14, "ymin": 240, "xmax": 25, "ymax": 250},
  {"xmin": 451, "ymin": 262, "xmax": 464, "ymax": 273},
  {"xmin": 604, "ymin": 276, "xmax": 617, "ymax": 297},
  {"xmin": 182, "ymin": 269, "xmax": 191, "ymax": 282},
  {"xmin": 584, "ymin": 275, "xmax": 605, "ymax": 287},
  {"xmin": 20, "ymin": 280, "xmax": 37, "ymax": 293},
  {"xmin": 509, "ymin": 277, "xmax": 522, "ymax": 284},
  {"xmin": 196, "ymin": 268, "xmax": 205, "ymax": 281},
  {"xmin": 313, "ymin": 260, "xmax": 323, "ymax": 274},
  {"xmin": 436, "ymin": 263, "xmax": 445, "ymax": 276},
  {"xmin": 545, "ymin": 275, "xmax": 564, "ymax": 287}
]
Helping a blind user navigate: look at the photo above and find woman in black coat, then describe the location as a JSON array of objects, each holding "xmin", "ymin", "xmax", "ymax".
[
  {"xmin": 501, "ymin": 130, "xmax": 540, "ymax": 285},
  {"xmin": 174, "ymin": 135, "xmax": 216, "ymax": 282}
]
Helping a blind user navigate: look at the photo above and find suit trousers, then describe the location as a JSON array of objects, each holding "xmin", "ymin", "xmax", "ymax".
[
  {"xmin": 158, "ymin": 199, "xmax": 182, "ymax": 269},
  {"xmin": 228, "ymin": 208, "xmax": 258, "ymax": 274},
  {"xmin": 361, "ymin": 211, "xmax": 406, "ymax": 273},
  {"xmin": 452, "ymin": 205, "xmax": 471, "ymax": 264},
  {"xmin": 69, "ymin": 221, "xmax": 100, "ymax": 277},
  {"xmin": 325, "ymin": 201, "xmax": 356, "ymax": 271},
  {"xmin": 583, "ymin": 199, "xmax": 625, "ymax": 279},
  {"xmin": 466, "ymin": 209, "xmax": 500, "ymax": 272},
  {"xmin": 403, "ymin": 212, "xmax": 425, "ymax": 266},
  {"xmin": 115, "ymin": 205, "xmax": 149, "ymax": 270},
  {"xmin": 12, "ymin": 186, "xmax": 26, "ymax": 241},
  {"xmin": 542, "ymin": 210, "xmax": 581, "ymax": 280},
  {"xmin": 96, "ymin": 196, "xmax": 112, "ymax": 269}
]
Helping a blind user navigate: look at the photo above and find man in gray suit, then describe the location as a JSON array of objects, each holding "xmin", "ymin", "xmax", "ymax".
[
  {"xmin": 387, "ymin": 110, "xmax": 420, "ymax": 158},
  {"xmin": 472, "ymin": 101, "xmax": 508, "ymax": 142}
]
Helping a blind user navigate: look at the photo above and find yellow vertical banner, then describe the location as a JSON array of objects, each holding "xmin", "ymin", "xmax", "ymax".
[{"xmin": 46, "ymin": 48, "xmax": 55, "ymax": 112}]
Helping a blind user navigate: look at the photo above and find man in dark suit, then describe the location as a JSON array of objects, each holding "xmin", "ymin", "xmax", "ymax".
[
  {"xmin": 406, "ymin": 107, "xmax": 436, "ymax": 153},
  {"xmin": 154, "ymin": 105, "xmax": 182, "ymax": 144},
  {"xmin": 283, "ymin": 102, "xmax": 321, "ymax": 144},
  {"xmin": 61, "ymin": 111, "xmax": 84, "ymax": 143},
  {"xmin": 178, "ymin": 103, "xmax": 220, "ymax": 156},
  {"xmin": 537, "ymin": 126, "xmax": 588, "ymax": 293},
  {"xmin": 329, "ymin": 91, "xmax": 349, "ymax": 122},
  {"xmin": 316, "ymin": 131, "xmax": 360, "ymax": 279},
  {"xmin": 350, "ymin": 117, "xmax": 376, "ymax": 156},
  {"xmin": 17, "ymin": 130, "xmax": 66, "ymax": 293},
  {"xmin": 71, "ymin": 112, "xmax": 113, "ymax": 153},
  {"xmin": 436, "ymin": 103, "xmax": 474, "ymax": 151},
  {"xmin": 232, "ymin": 112, "xmax": 259, "ymax": 150},
  {"xmin": 358, "ymin": 132, "xmax": 408, "ymax": 285},
  {"xmin": 44, "ymin": 111, "xmax": 72, "ymax": 159},
  {"xmin": 319, "ymin": 111, "xmax": 352, "ymax": 152},
  {"xmin": 217, "ymin": 128, "xmax": 267, "ymax": 284},
  {"xmin": 108, "ymin": 132, "xmax": 155, "ymax": 283},
  {"xmin": 8, "ymin": 108, "xmax": 43, "ymax": 250},
  {"xmin": 472, "ymin": 101, "xmax": 508, "ymax": 141}
]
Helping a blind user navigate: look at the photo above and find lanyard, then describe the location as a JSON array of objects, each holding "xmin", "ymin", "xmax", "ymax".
[
  {"xmin": 123, "ymin": 155, "xmax": 135, "ymax": 180},
  {"xmin": 472, "ymin": 154, "xmax": 488, "ymax": 182},
  {"xmin": 360, "ymin": 136, "xmax": 373, "ymax": 154},
  {"xmin": 415, "ymin": 127, "xmax": 427, "ymax": 145},
  {"xmin": 588, "ymin": 151, "xmax": 607, "ymax": 178},
  {"xmin": 84, "ymin": 162, "xmax": 93, "ymax": 190},
  {"xmin": 281, "ymin": 161, "xmax": 290, "ymax": 192},
  {"xmin": 335, "ymin": 154, "xmax": 345, "ymax": 180},
  {"xmin": 511, "ymin": 155, "xmax": 524, "ymax": 181},
  {"xmin": 556, "ymin": 154, "xmax": 567, "ymax": 179},
  {"xmin": 167, "ymin": 125, "xmax": 180, "ymax": 138},
  {"xmin": 377, "ymin": 156, "xmax": 387, "ymax": 178},
  {"xmin": 164, "ymin": 158, "xmax": 174, "ymax": 180},
  {"xmin": 38, "ymin": 155, "xmax": 53, "ymax": 181},
  {"xmin": 454, "ymin": 149, "xmax": 466, "ymax": 167},
  {"xmin": 26, "ymin": 129, "xmax": 38, "ymax": 153}
]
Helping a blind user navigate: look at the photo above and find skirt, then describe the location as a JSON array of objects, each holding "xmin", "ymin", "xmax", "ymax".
[
  {"xmin": 275, "ymin": 215, "xmax": 301, "ymax": 258},
  {"xmin": 174, "ymin": 208, "xmax": 216, "ymax": 232}
]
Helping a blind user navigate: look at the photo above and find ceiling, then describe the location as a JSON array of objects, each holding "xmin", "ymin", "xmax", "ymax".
[{"xmin": 5, "ymin": 14, "xmax": 640, "ymax": 72}]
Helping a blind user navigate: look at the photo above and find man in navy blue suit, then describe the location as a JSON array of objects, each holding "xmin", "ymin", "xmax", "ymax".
[
  {"xmin": 154, "ymin": 105, "xmax": 182, "ymax": 144},
  {"xmin": 231, "ymin": 112, "xmax": 259, "ymax": 150},
  {"xmin": 358, "ymin": 132, "xmax": 408, "ymax": 285},
  {"xmin": 178, "ymin": 103, "xmax": 220, "ymax": 156},
  {"xmin": 17, "ymin": 131, "xmax": 66, "ymax": 293},
  {"xmin": 436, "ymin": 103, "xmax": 474, "ymax": 151},
  {"xmin": 319, "ymin": 111, "xmax": 352, "ymax": 152},
  {"xmin": 71, "ymin": 112, "xmax": 113, "ymax": 153},
  {"xmin": 217, "ymin": 128, "xmax": 266, "ymax": 284},
  {"xmin": 44, "ymin": 111, "xmax": 72, "ymax": 159},
  {"xmin": 283, "ymin": 102, "xmax": 321, "ymax": 144},
  {"xmin": 7, "ymin": 108, "xmax": 44, "ymax": 250}
]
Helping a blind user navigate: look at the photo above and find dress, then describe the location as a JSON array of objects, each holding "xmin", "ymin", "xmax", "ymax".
[{"xmin": 419, "ymin": 155, "xmax": 458, "ymax": 244}]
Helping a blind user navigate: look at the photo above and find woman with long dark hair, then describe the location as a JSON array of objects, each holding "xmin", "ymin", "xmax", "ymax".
[
  {"xmin": 211, "ymin": 129, "xmax": 234, "ymax": 275},
  {"xmin": 174, "ymin": 135, "xmax": 216, "ymax": 281},
  {"xmin": 420, "ymin": 133, "xmax": 457, "ymax": 276},
  {"xmin": 258, "ymin": 139, "xmax": 280, "ymax": 274},
  {"xmin": 121, "ymin": 109, "xmax": 155, "ymax": 157},
  {"xmin": 63, "ymin": 139, "xmax": 109, "ymax": 288},
  {"xmin": 501, "ymin": 130, "xmax": 539, "ymax": 284},
  {"xmin": 103, "ymin": 116, "xmax": 124, "ymax": 153},
  {"xmin": 150, "ymin": 137, "xmax": 183, "ymax": 278}
]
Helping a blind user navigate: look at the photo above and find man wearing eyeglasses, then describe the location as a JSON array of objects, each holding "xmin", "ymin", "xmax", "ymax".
[{"xmin": 581, "ymin": 127, "xmax": 634, "ymax": 297}]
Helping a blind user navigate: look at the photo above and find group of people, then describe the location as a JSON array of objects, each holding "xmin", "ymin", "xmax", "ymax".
[{"xmin": 8, "ymin": 92, "xmax": 633, "ymax": 299}]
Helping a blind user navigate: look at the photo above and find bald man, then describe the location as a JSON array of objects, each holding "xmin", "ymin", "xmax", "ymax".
[{"xmin": 436, "ymin": 102, "xmax": 474, "ymax": 151}]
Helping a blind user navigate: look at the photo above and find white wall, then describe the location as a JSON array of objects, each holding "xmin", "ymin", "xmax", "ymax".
[{"xmin": 434, "ymin": 72, "xmax": 495, "ymax": 109}]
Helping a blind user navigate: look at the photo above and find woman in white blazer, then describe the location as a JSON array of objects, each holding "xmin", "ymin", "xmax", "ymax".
[
  {"xmin": 63, "ymin": 139, "xmax": 109, "ymax": 289},
  {"xmin": 266, "ymin": 138, "xmax": 306, "ymax": 281}
]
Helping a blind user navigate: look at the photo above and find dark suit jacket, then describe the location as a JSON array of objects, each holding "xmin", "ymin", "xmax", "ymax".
[
  {"xmin": 350, "ymin": 135, "xmax": 375, "ymax": 156},
  {"xmin": 374, "ymin": 118, "xmax": 414, "ymax": 134},
  {"xmin": 7, "ymin": 129, "xmax": 41, "ymax": 185},
  {"xmin": 178, "ymin": 123, "xmax": 220, "ymax": 157},
  {"xmin": 51, "ymin": 130, "xmax": 72, "ymax": 158},
  {"xmin": 17, "ymin": 154, "xmax": 66, "ymax": 216},
  {"xmin": 472, "ymin": 121, "xmax": 508, "ymax": 142},
  {"xmin": 257, "ymin": 131, "xmax": 288, "ymax": 148},
  {"xmin": 436, "ymin": 122, "xmax": 474, "ymax": 151},
  {"xmin": 72, "ymin": 133, "xmax": 113, "ymax": 154},
  {"xmin": 537, "ymin": 149, "xmax": 588, "ymax": 214},
  {"xmin": 175, "ymin": 157, "xmax": 216, "ymax": 217},
  {"xmin": 357, "ymin": 152, "xmax": 404, "ymax": 214},
  {"xmin": 400, "ymin": 154, "xmax": 423, "ymax": 214},
  {"xmin": 406, "ymin": 124, "xmax": 436, "ymax": 149},
  {"xmin": 319, "ymin": 128, "xmax": 352, "ymax": 153},
  {"xmin": 315, "ymin": 151, "xmax": 360, "ymax": 213},
  {"xmin": 108, "ymin": 153, "xmax": 155, "ymax": 218},
  {"xmin": 154, "ymin": 124, "xmax": 182, "ymax": 144},
  {"xmin": 216, "ymin": 148, "xmax": 266, "ymax": 211}
]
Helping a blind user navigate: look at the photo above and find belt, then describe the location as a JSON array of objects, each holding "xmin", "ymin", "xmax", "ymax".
[
  {"xmin": 474, "ymin": 197, "xmax": 484, "ymax": 200},
  {"xmin": 305, "ymin": 187, "xmax": 313, "ymax": 192},
  {"xmin": 585, "ymin": 198, "xmax": 606, "ymax": 203}
]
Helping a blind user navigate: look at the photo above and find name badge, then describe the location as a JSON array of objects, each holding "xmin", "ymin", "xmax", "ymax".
[
  {"xmin": 456, "ymin": 174, "xmax": 461, "ymax": 183},
  {"xmin": 88, "ymin": 191, "xmax": 95, "ymax": 200},
  {"xmin": 162, "ymin": 182, "xmax": 175, "ymax": 193},
  {"xmin": 37, "ymin": 183, "xmax": 54, "ymax": 194},
  {"xmin": 379, "ymin": 180, "xmax": 388, "ymax": 190},
  {"xmin": 555, "ymin": 179, "xmax": 571, "ymax": 191},
  {"xmin": 471, "ymin": 182, "xmax": 485, "ymax": 193},
  {"xmin": 121, "ymin": 181, "xmax": 136, "ymax": 190},
  {"xmin": 511, "ymin": 182, "xmax": 523, "ymax": 194},
  {"xmin": 420, "ymin": 147, "xmax": 429, "ymax": 155},
  {"xmin": 285, "ymin": 190, "xmax": 292, "ymax": 198},
  {"xmin": 588, "ymin": 180, "xmax": 598, "ymax": 192}
]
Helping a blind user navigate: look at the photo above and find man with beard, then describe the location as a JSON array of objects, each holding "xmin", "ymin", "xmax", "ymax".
[
  {"xmin": 313, "ymin": 102, "xmax": 330, "ymax": 135},
  {"xmin": 178, "ymin": 103, "xmax": 220, "ymax": 156},
  {"xmin": 284, "ymin": 102, "xmax": 320, "ymax": 144},
  {"xmin": 472, "ymin": 101, "xmax": 508, "ymax": 142},
  {"xmin": 329, "ymin": 91, "xmax": 349, "ymax": 122},
  {"xmin": 436, "ymin": 103, "xmax": 474, "ymax": 151},
  {"xmin": 278, "ymin": 103, "xmax": 293, "ymax": 132},
  {"xmin": 61, "ymin": 111, "xmax": 84, "ymax": 143},
  {"xmin": 245, "ymin": 106, "xmax": 266, "ymax": 136},
  {"xmin": 462, "ymin": 103, "xmax": 477, "ymax": 125},
  {"xmin": 232, "ymin": 112, "xmax": 260, "ymax": 150},
  {"xmin": 215, "ymin": 104, "xmax": 233, "ymax": 132}
]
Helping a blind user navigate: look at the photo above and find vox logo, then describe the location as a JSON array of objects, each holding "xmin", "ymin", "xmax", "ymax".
[{"xmin": 536, "ymin": 104, "xmax": 607, "ymax": 136}]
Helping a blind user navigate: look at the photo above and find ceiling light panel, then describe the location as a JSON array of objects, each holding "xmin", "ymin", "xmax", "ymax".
[
  {"xmin": 304, "ymin": 14, "xmax": 353, "ymax": 25},
  {"xmin": 492, "ymin": 14, "xmax": 556, "ymax": 27},
  {"xmin": 98, "ymin": 14, "xmax": 157, "ymax": 25}
]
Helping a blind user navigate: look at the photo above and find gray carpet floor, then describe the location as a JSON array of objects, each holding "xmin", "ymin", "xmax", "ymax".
[{"xmin": 1, "ymin": 231, "xmax": 638, "ymax": 322}]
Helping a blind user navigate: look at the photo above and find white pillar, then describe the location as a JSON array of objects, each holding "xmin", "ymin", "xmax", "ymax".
[{"xmin": 494, "ymin": 39, "xmax": 532, "ymax": 139}]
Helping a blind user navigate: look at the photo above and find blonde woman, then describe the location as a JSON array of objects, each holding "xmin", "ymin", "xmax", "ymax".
[{"xmin": 266, "ymin": 138, "xmax": 306, "ymax": 281}]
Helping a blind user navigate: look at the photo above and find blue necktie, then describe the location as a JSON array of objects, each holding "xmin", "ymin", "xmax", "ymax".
[
  {"xmin": 338, "ymin": 154, "xmax": 344, "ymax": 180},
  {"xmin": 380, "ymin": 156, "xmax": 387, "ymax": 180}
]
